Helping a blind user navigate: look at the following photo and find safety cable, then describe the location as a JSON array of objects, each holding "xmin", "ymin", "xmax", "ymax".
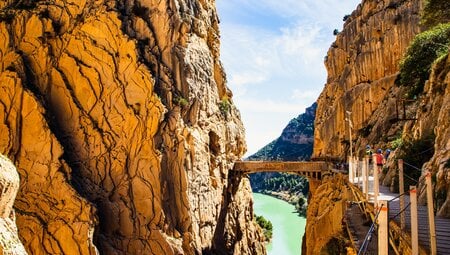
[
  {"xmin": 408, "ymin": 146, "xmax": 434, "ymax": 157},
  {"xmin": 402, "ymin": 172, "xmax": 419, "ymax": 184},
  {"xmin": 390, "ymin": 202, "xmax": 411, "ymax": 220},
  {"xmin": 403, "ymin": 161, "xmax": 423, "ymax": 171},
  {"xmin": 358, "ymin": 205, "xmax": 383, "ymax": 255}
]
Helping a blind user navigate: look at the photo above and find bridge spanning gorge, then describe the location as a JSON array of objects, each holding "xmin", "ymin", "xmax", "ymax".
[{"xmin": 232, "ymin": 161, "xmax": 330, "ymax": 179}]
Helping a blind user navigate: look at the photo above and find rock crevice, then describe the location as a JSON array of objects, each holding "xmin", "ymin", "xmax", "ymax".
[{"xmin": 0, "ymin": 0, "xmax": 263, "ymax": 254}]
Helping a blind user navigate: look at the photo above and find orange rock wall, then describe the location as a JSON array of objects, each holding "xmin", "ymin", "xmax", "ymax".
[
  {"xmin": 313, "ymin": 0, "xmax": 422, "ymax": 158},
  {"xmin": 410, "ymin": 54, "xmax": 450, "ymax": 217},
  {"xmin": 303, "ymin": 175, "xmax": 352, "ymax": 255},
  {"xmin": 0, "ymin": 1, "xmax": 263, "ymax": 254}
]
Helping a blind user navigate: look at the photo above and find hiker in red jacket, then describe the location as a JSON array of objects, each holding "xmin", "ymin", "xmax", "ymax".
[{"xmin": 375, "ymin": 149, "xmax": 385, "ymax": 173}]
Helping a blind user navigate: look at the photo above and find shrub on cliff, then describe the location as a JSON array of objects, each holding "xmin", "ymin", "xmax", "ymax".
[
  {"xmin": 255, "ymin": 215, "xmax": 273, "ymax": 241},
  {"xmin": 421, "ymin": 0, "xmax": 450, "ymax": 28},
  {"xmin": 295, "ymin": 195, "xmax": 307, "ymax": 216},
  {"xmin": 397, "ymin": 23, "xmax": 450, "ymax": 98}
]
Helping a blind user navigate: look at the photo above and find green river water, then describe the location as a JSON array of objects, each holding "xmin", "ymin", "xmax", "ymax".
[{"xmin": 253, "ymin": 193, "xmax": 307, "ymax": 255}]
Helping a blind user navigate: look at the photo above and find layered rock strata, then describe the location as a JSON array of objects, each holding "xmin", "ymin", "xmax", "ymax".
[
  {"xmin": 313, "ymin": 0, "xmax": 422, "ymax": 158},
  {"xmin": 303, "ymin": 175, "xmax": 352, "ymax": 255},
  {"xmin": 410, "ymin": 54, "xmax": 450, "ymax": 217},
  {"xmin": 0, "ymin": 0, "xmax": 263, "ymax": 254}
]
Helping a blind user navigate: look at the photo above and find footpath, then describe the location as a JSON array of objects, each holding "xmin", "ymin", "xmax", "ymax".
[{"xmin": 347, "ymin": 172, "xmax": 450, "ymax": 254}]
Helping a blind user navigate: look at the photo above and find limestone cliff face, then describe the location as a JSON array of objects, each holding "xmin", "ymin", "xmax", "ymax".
[
  {"xmin": 0, "ymin": 155, "xmax": 27, "ymax": 255},
  {"xmin": 313, "ymin": 0, "xmax": 422, "ymax": 158},
  {"xmin": 303, "ymin": 175, "xmax": 352, "ymax": 255},
  {"xmin": 409, "ymin": 54, "xmax": 450, "ymax": 217},
  {"xmin": 0, "ymin": 1, "xmax": 263, "ymax": 254}
]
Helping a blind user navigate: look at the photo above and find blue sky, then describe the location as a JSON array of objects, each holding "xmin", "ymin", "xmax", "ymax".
[{"xmin": 216, "ymin": 0, "xmax": 361, "ymax": 156}]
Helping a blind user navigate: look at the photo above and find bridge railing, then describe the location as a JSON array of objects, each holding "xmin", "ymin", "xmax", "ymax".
[
  {"xmin": 348, "ymin": 157, "xmax": 434, "ymax": 255},
  {"xmin": 232, "ymin": 160, "xmax": 330, "ymax": 179}
]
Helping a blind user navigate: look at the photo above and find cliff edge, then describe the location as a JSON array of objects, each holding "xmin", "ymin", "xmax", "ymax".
[
  {"xmin": 313, "ymin": 0, "xmax": 422, "ymax": 158},
  {"xmin": 0, "ymin": 0, "xmax": 264, "ymax": 254},
  {"xmin": 310, "ymin": 0, "xmax": 450, "ymax": 253}
]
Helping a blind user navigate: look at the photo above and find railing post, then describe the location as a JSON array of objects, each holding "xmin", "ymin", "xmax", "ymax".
[
  {"xmin": 372, "ymin": 155, "xmax": 379, "ymax": 206},
  {"xmin": 348, "ymin": 156, "xmax": 353, "ymax": 183},
  {"xmin": 362, "ymin": 157, "xmax": 367, "ymax": 196},
  {"xmin": 410, "ymin": 185, "xmax": 419, "ymax": 255},
  {"xmin": 426, "ymin": 172, "xmax": 437, "ymax": 255},
  {"xmin": 354, "ymin": 156, "xmax": 358, "ymax": 185},
  {"xmin": 378, "ymin": 200, "xmax": 389, "ymax": 255},
  {"xmin": 364, "ymin": 156, "xmax": 369, "ymax": 200},
  {"xmin": 398, "ymin": 159, "xmax": 406, "ymax": 230}
]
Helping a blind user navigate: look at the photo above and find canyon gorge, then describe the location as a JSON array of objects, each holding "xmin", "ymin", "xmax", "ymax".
[{"xmin": 1, "ymin": 0, "xmax": 450, "ymax": 254}]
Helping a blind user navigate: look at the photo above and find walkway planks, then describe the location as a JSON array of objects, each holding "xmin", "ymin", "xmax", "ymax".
[{"xmin": 354, "ymin": 176, "xmax": 450, "ymax": 255}]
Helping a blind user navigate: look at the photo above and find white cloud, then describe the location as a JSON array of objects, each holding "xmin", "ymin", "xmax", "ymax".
[
  {"xmin": 217, "ymin": 0, "xmax": 361, "ymax": 157},
  {"xmin": 291, "ymin": 89, "xmax": 321, "ymax": 101},
  {"xmin": 236, "ymin": 98, "xmax": 306, "ymax": 114},
  {"xmin": 257, "ymin": 0, "xmax": 359, "ymax": 26},
  {"xmin": 220, "ymin": 22, "xmax": 327, "ymax": 91}
]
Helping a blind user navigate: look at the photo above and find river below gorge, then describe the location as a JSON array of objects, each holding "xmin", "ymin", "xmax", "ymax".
[{"xmin": 253, "ymin": 193, "xmax": 307, "ymax": 255}]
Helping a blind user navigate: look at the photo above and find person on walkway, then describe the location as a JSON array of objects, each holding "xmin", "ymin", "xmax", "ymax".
[
  {"xmin": 384, "ymin": 149, "xmax": 391, "ymax": 160},
  {"xmin": 366, "ymin": 145, "xmax": 373, "ymax": 164},
  {"xmin": 365, "ymin": 145, "xmax": 373, "ymax": 157},
  {"xmin": 375, "ymin": 149, "xmax": 385, "ymax": 173}
]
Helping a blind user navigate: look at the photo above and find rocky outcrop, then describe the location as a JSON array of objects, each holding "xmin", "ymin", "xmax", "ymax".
[
  {"xmin": 280, "ymin": 103, "xmax": 316, "ymax": 145},
  {"xmin": 313, "ymin": 0, "xmax": 422, "ymax": 158},
  {"xmin": 0, "ymin": 155, "xmax": 27, "ymax": 255},
  {"xmin": 0, "ymin": 1, "xmax": 263, "ymax": 254},
  {"xmin": 410, "ymin": 53, "xmax": 450, "ymax": 217},
  {"xmin": 303, "ymin": 175, "xmax": 352, "ymax": 255},
  {"xmin": 0, "ymin": 56, "xmax": 97, "ymax": 254}
]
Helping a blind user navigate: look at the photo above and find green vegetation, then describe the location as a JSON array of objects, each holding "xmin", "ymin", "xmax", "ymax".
[
  {"xmin": 218, "ymin": 96, "xmax": 231, "ymax": 117},
  {"xmin": 390, "ymin": 135, "xmax": 403, "ymax": 150},
  {"xmin": 174, "ymin": 95, "xmax": 189, "ymax": 107},
  {"xmin": 251, "ymin": 172, "xmax": 309, "ymax": 194},
  {"xmin": 421, "ymin": 0, "xmax": 450, "ymax": 28},
  {"xmin": 249, "ymin": 103, "xmax": 315, "ymax": 161},
  {"xmin": 397, "ymin": 23, "xmax": 450, "ymax": 99},
  {"xmin": 295, "ymin": 195, "xmax": 308, "ymax": 216},
  {"xmin": 250, "ymin": 139, "xmax": 313, "ymax": 161},
  {"xmin": 250, "ymin": 173, "xmax": 309, "ymax": 217},
  {"xmin": 255, "ymin": 215, "xmax": 273, "ymax": 241}
]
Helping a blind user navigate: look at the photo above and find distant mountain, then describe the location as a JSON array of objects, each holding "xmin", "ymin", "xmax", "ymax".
[
  {"xmin": 248, "ymin": 103, "xmax": 317, "ymax": 216},
  {"xmin": 248, "ymin": 102, "xmax": 316, "ymax": 161}
]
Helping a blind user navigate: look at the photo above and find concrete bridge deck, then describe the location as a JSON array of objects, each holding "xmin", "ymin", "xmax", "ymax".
[{"xmin": 232, "ymin": 161, "xmax": 329, "ymax": 179}]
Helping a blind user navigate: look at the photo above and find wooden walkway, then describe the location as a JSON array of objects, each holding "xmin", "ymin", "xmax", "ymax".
[
  {"xmin": 232, "ymin": 161, "xmax": 328, "ymax": 179},
  {"xmin": 354, "ymin": 176, "xmax": 450, "ymax": 254}
]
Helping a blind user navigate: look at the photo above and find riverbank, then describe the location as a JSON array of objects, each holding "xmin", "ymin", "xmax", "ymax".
[
  {"xmin": 253, "ymin": 193, "xmax": 307, "ymax": 255},
  {"xmin": 259, "ymin": 190, "xmax": 307, "ymax": 216}
]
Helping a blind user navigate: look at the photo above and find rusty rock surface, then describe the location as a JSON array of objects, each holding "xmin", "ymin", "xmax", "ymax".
[
  {"xmin": 411, "ymin": 54, "xmax": 450, "ymax": 217},
  {"xmin": 313, "ymin": 0, "xmax": 422, "ymax": 158},
  {"xmin": 0, "ymin": 0, "xmax": 263, "ymax": 254},
  {"xmin": 303, "ymin": 175, "xmax": 352, "ymax": 255}
]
